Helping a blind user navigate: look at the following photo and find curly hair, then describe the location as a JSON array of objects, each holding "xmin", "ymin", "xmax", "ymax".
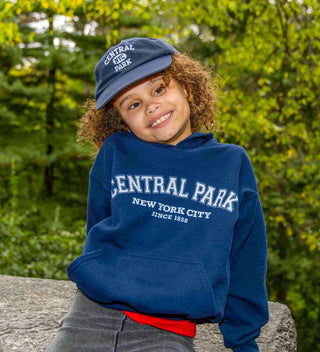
[{"xmin": 77, "ymin": 53, "xmax": 219, "ymax": 150}]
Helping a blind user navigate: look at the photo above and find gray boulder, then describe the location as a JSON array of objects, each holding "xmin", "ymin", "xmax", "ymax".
[{"xmin": 0, "ymin": 275, "xmax": 297, "ymax": 352}]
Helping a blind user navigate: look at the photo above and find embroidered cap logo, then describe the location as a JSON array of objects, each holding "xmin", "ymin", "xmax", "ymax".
[
  {"xmin": 113, "ymin": 53, "xmax": 127, "ymax": 65},
  {"xmin": 103, "ymin": 44, "xmax": 135, "ymax": 72}
]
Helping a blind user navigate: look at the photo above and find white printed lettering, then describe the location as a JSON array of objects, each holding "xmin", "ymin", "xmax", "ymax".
[
  {"xmin": 199, "ymin": 186, "xmax": 216, "ymax": 206},
  {"xmin": 127, "ymin": 175, "xmax": 143, "ymax": 193},
  {"xmin": 141, "ymin": 176, "xmax": 153, "ymax": 193},
  {"xmin": 178, "ymin": 178, "xmax": 189, "ymax": 198},
  {"xmin": 153, "ymin": 176, "xmax": 165, "ymax": 193},
  {"xmin": 165, "ymin": 177, "xmax": 178, "ymax": 196},
  {"xmin": 212, "ymin": 189, "xmax": 227, "ymax": 208},
  {"xmin": 192, "ymin": 182, "xmax": 206, "ymax": 201},
  {"xmin": 222, "ymin": 192, "xmax": 238, "ymax": 212},
  {"xmin": 115, "ymin": 175, "xmax": 128, "ymax": 194}
]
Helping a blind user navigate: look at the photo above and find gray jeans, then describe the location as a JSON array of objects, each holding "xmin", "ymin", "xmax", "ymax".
[{"xmin": 45, "ymin": 290, "xmax": 194, "ymax": 352}]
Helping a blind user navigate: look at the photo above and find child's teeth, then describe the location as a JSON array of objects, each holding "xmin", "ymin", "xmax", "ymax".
[{"xmin": 151, "ymin": 112, "xmax": 171, "ymax": 127}]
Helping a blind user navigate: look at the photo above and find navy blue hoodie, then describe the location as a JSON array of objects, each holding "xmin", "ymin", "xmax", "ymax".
[{"xmin": 67, "ymin": 132, "xmax": 269, "ymax": 351}]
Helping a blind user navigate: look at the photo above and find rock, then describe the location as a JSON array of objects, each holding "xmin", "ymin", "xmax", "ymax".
[{"xmin": 0, "ymin": 275, "xmax": 297, "ymax": 352}]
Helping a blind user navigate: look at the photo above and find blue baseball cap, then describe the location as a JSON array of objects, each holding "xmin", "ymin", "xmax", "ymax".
[{"xmin": 94, "ymin": 37, "xmax": 178, "ymax": 110}]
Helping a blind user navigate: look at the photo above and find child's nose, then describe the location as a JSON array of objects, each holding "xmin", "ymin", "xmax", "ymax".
[{"xmin": 146, "ymin": 100, "xmax": 160, "ymax": 115}]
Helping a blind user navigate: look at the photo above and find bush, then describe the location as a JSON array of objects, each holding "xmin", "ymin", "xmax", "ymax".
[{"xmin": 0, "ymin": 160, "xmax": 85, "ymax": 279}]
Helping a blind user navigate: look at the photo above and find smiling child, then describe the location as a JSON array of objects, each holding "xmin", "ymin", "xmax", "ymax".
[{"xmin": 46, "ymin": 37, "xmax": 268, "ymax": 352}]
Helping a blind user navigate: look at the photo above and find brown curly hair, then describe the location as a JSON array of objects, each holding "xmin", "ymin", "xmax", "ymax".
[{"xmin": 77, "ymin": 53, "xmax": 219, "ymax": 150}]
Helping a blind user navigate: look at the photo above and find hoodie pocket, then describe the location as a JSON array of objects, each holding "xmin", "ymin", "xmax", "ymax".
[{"xmin": 67, "ymin": 245, "xmax": 216, "ymax": 320}]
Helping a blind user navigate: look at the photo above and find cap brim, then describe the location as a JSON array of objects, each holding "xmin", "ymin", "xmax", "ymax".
[{"xmin": 96, "ymin": 55, "xmax": 172, "ymax": 110}]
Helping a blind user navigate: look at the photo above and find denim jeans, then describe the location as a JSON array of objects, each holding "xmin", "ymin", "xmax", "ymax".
[{"xmin": 45, "ymin": 290, "xmax": 194, "ymax": 352}]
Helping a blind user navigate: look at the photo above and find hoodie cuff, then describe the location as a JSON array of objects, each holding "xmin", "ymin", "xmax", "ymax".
[{"xmin": 232, "ymin": 339, "xmax": 259, "ymax": 352}]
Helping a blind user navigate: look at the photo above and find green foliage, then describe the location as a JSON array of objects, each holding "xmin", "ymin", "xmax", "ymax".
[{"xmin": 0, "ymin": 160, "xmax": 85, "ymax": 279}]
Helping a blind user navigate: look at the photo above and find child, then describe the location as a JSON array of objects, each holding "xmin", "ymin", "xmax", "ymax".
[{"xmin": 46, "ymin": 37, "xmax": 268, "ymax": 352}]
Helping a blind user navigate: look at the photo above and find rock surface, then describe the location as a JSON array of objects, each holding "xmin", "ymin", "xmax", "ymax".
[{"xmin": 0, "ymin": 275, "xmax": 297, "ymax": 352}]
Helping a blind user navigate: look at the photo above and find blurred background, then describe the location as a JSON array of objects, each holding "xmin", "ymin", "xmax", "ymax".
[{"xmin": 0, "ymin": 0, "xmax": 319, "ymax": 350}]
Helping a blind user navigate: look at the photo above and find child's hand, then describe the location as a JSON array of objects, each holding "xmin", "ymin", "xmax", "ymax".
[{"xmin": 58, "ymin": 317, "xmax": 65, "ymax": 327}]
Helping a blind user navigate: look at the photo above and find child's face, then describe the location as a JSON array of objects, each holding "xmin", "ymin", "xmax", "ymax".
[{"xmin": 111, "ymin": 74, "xmax": 192, "ymax": 145}]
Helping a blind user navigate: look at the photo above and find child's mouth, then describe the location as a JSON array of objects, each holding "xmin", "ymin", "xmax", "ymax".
[{"xmin": 150, "ymin": 112, "xmax": 173, "ymax": 128}]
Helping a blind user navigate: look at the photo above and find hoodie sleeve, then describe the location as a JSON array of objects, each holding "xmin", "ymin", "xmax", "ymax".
[
  {"xmin": 86, "ymin": 140, "xmax": 113, "ymax": 234},
  {"xmin": 86, "ymin": 174, "xmax": 111, "ymax": 233},
  {"xmin": 219, "ymin": 152, "xmax": 269, "ymax": 351}
]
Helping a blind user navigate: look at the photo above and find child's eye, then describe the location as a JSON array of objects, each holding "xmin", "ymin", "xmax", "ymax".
[
  {"xmin": 129, "ymin": 102, "xmax": 140, "ymax": 110},
  {"xmin": 154, "ymin": 85, "xmax": 165, "ymax": 96}
]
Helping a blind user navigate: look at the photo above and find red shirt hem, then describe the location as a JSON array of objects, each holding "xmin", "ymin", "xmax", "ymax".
[{"xmin": 123, "ymin": 311, "xmax": 196, "ymax": 337}]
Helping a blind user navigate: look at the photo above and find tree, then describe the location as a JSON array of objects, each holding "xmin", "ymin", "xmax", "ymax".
[{"xmin": 0, "ymin": 0, "xmax": 151, "ymax": 223}]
